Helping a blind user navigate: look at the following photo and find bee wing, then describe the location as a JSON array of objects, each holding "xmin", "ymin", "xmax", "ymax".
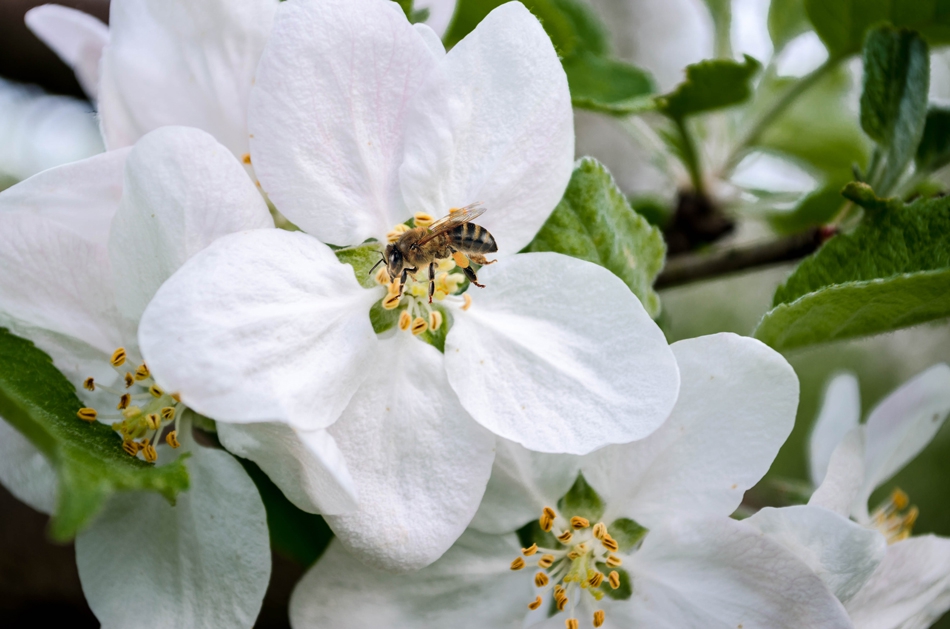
[{"xmin": 416, "ymin": 203, "xmax": 486, "ymax": 245}]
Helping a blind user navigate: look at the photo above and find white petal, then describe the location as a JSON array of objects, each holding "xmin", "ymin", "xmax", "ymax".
[
  {"xmin": 860, "ymin": 364, "xmax": 950, "ymax": 508},
  {"xmin": 25, "ymin": 5, "xmax": 109, "ymax": 100},
  {"xmin": 415, "ymin": 0, "xmax": 457, "ymax": 37},
  {"xmin": 809, "ymin": 426, "xmax": 867, "ymax": 518},
  {"xmin": 445, "ymin": 253, "xmax": 678, "ymax": 455},
  {"xmin": 109, "ymin": 126, "xmax": 273, "ymax": 323},
  {"xmin": 846, "ymin": 536, "xmax": 950, "ymax": 629},
  {"xmin": 139, "ymin": 229, "xmax": 380, "ymax": 429},
  {"xmin": 99, "ymin": 0, "xmax": 276, "ymax": 155},
  {"xmin": 217, "ymin": 421, "xmax": 357, "ymax": 515},
  {"xmin": 325, "ymin": 333, "xmax": 494, "ymax": 572},
  {"xmin": 0, "ymin": 419, "xmax": 57, "ymax": 514},
  {"xmin": 414, "ymin": 23, "xmax": 447, "ymax": 58},
  {"xmin": 0, "ymin": 148, "xmax": 126, "ymax": 249},
  {"xmin": 75, "ymin": 428, "xmax": 271, "ymax": 629},
  {"xmin": 809, "ymin": 371, "xmax": 862, "ymax": 487},
  {"xmin": 0, "ymin": 212, "xmax": 124, "ymax": 383},
  {"xmin": 582, "ymin": 333, "xmax": 797, "ymax": 527},
  {"xmin": 290, "ymin": 530, "xmax": 530, "ymax": 629},
  {"xmin": 747, "ymin": 505, "xmax": 886, "ymax": 603},
  {"xmin": 399, "ymin": 2, "xmax": 574, "ymax": 254},
  {"xmin": 469, "ymin": 439, "xmax": 581, "ymax": 535},
  {"xmin": 618, "ymin": 515, "xmax": 853, "ymax": 629},
  {"xmin": 249, "ymin": 0, "xmax": 436, "ymax": 245}
]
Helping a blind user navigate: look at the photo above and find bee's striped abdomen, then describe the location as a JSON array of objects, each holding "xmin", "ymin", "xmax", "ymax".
[{"xmin": 453, "ymin": 222, "xmax": 498, "ymax": 254}]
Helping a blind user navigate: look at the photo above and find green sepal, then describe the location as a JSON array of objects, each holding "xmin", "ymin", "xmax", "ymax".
[
  {"xmin": 657, "ymin": 55, "xmax": 761, "ymax": 120},
  {"xmin": 336, "ymin": 243, "xmax": 385, "ymax": 289},
  {"xmin": 557, "ymin": 473, "xmax": 605, "ymax": 523},
  {"xmin": 599, "ymin": 566, "xmax": 633, "ymax": 601},
  {"xmin": 608, "ymin": 518, "xmax": 649, "ymax": 553},
  {"xmin": 768, "ymin": 0, "xmax": 809, "ymax": 52},
  {"xmin": 517, "ymin": 519, "xmax": 560, "ymax": 552},
  {"xmin": 0, "ymin": 328, "xmax": 190, "ymax": 541},
  {"xmin": 522, "ymin": 157, "xmax": 666, "ymax": 317}
]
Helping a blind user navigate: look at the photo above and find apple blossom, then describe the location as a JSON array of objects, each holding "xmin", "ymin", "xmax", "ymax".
[{"xmin": 137, "ymin": 0, "xmax": 680, "ymax": 572}]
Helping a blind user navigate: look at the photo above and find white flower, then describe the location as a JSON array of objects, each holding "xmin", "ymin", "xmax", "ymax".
[
  {"xmin": 137, "ymin": 0, "xmax": 680, "ymax": 572},
  {"xmin": 0, "ymin": 125, "xmax": 275, "ymax": 627},
  {"xmin": 288, "ymin": 333, "xmax": 864, "ymax": 628},
  {"xmin": 804, "ymin": 366, "xmax": 950, "ymax": 629}
]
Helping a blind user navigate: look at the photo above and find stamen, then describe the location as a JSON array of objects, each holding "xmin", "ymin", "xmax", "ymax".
[
  {"xmin": 528, "ymin": 596, "xmax": 542, "ymax": 610},
  {"xmin": 510, "ymin": 558, "xmax": 526, "ymax": 571},
  {"xmin": 534, "ymin": 572, "xmax": 549, "ymax": 587},
  {"xmin": 387, "ymin": 224, "xmax": 410, "ymax": 243},
  {"xmin": 142, "ymin": 441, "xmax": 157, "ymax": 463},
  {"xmin": 538, "ymin": 554, "xmax": 555, "ymax": 569},
  {"xmin": 605, "ymin": 555, "xmax": 622, "ymax": 568},
  {"xmin": 149, "ymin": 384, "xmax": 164, "ymax": 398},
  {"xmin": 166, "ymin": 431, "xmax": 181, "ymax": 449},
  {"xmin": 117, "ymin": 394, "xmax": 131, "ymax": 410},
  {"xmin": 587, "ymin": 571, "xmax": 604, "ymax": 588},
  {"xmin": 571, "ymin": 516, "xmax": 590, "ymax": 530},
  {"xmin": 145, "ymin": 414, "xmax": 160, "ymax": 430},
  {"xmin": 593, "ymin": 610, "xmax": 605, "ymax": 628},
  {"xmin": 124, "ymin": 373, "xmax": 135, "ymax": 388},
  {"xmin": 608, "ymin": 571, "xmax": 621, "ymax": 589},
  {"xmin": 411, "ymin": 316, "xmax": 428, "ymax": 336},
  {"xmin": 565, "ymin": 618, "xmax": 578, "ymax": 629},
  {"xmin": 110, "ymin": 348, "xmax": 127, "ymax": 367},
  {"xmin": 384, "ymin": 292, "xmax": 402, "ymax": 310},
  {"xmin": 134, "ymin": 364, "xmax": 150, "ymax": 381},
  {"xmin": 556, "ymin": 530, "xmax": 573, "ymax": 544},
  {"xmin": 413, "ymin": 212, "xmax": 434, "ymax": 228},
  {"xmin": 522, "ymin": 544, "xmax": 538, "ymax": 557},
  {"xmin": 540, "ymin": 507, "xmax": 557, "ymax": 532},
  {"xmin": 601, "ymin": 534, "xmax": 619, "ymax": 552},
  {"xmin": 161, "ymin": 407, "xmax": 176, "ymax": 421},
  {"xmin": 429, "ymin": 310, "xmax": 443, "ymax": 331},
  {"xmin": 592, "ymin": 522, "xmax": 607, "ymax": 540},
  {"xmin": 241, "ymin": 152, "xmax": 252, "ymax": 165},
  {"xmin": 122, "ymin": 439, "xmax": 141, "ymax": 457},
  {"xmin": 77, "ymin": 407, "xmax": 97, "ymax": 422},
  {"xmin": 83, "ymin": 377, "xmax": 95, "ymax": 391},
  {"xmin": 398, "ymin": 311, "xmax": 412, "ymax": 331},
  {"xmin": 461, "ymin": 293, "xmax": 473, "ymax": 311},
  {"xmin": 891, "ymin": 488, "xmax": 910, "ymax": 511}
]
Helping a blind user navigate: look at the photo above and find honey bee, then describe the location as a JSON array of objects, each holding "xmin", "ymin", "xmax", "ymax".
[{"xmin": 376, "ymin": 203, "xmax": 498, "ymax": 303}]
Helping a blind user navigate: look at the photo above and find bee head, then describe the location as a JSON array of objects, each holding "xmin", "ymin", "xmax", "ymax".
[{"xmin": 385, "ymin": 243, "xmax": 403, "ymax": 279}]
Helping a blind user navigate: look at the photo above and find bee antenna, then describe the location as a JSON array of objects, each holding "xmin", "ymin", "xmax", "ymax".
[{"xmin": 368, "ymin": 256, "xmax": 385, "ymax": 275}]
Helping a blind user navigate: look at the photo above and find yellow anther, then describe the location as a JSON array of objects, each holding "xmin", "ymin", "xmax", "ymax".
[
  {"xmin": 171, "ymin": 393, "xmax": 181, "ymax": 403},
  {"xmin": 593, "ymin": 610, "xmax": 605, "ymax": 628},
  {"xmin": 558, "ymin": 597, "xmax": 569, "ymax": 612},
  {"xmin": 413, "ymin": 212, "xmax": 434, "ymax": 228},
  {"xmin": 534, "ymin": 572, "xmax": 549, "ymax": 587},
  {"xmin": 592, "ymin": 522, "xmax": 607, "ymax": 540},
  {"xmin": 554, "ymin": 584, "xmax": 565, "ymax": 597},
  {"xmin": 903, "ymin": 506, "xmax": 920, "ymax": 529},
  {"xmin": 142, "ymin": 442, "xmax": 158, "ymax": 463},
  {"xmin": 510, "ymin": 557, "xmax": 526, "ymax": 571},
  {"xmin": 601, "ymin": 534, "xmax": 619, "ymax": 553},
  {"xmin": 122, "ymin": 439, "xmax": 141, "ymax": 457},
  {"xmin": 117, "ymin": 393, "xmax": 131, "ymax": 410},
  {"xmin": 461, "ymin": 293, "xmax": 473, "ymax": 311},
  {"xmin": 241, "ymin": 152, "xmax": 252, "ymax": 165},
  {"xmin": 134, "ymin": 364, "xmax": 150, "ymax": 381},
  {"xmin": 398, "ymin": 310, "xmax": 412, "ymax": 331},
  {"xmin": 383, "ymin": 292, "xmax": 402, "ymax": 310},
  {"xmin": 166, "ymin": 431, "xmax": 181, "ymax": 449},
  {"xmin": 124, "ymin": 372, "xmax": 135, "ymax": 388},
  {"xmin": 375, "ymin": 266, "xmax": 391, "ymax": 285},
  {"xmin": 565, "ymin": 618, "xmax": 579, "ymax": 629},
  {"xmin": 528, "ymin": 596, "xmax": 543, "ymax": 610},
  {"xmin": 588, "ymin": 571, "xmax": 604, "ymax": 588},
  {"xmin": 83, "ymin": 377, "xmax": 95, "ymax": 391},
  {"xmin": 541, "ymin": 507, "xmax": 557, "ymax": 527},
  {"xmin": 429, "ymin": 310, "xmax": 443, "ymax": 331},
  {"xmin": 538, "ymin": 554, "xmax": 555, "ymax": 569},
  {"xmin": 145, "ymin": 414, "xmax": 160, "ymax": 430},
  {"xmin": 161, "ymin": 407, "xmax": 176, "ymax": 421},
  {"xmin": 522, "ymin": 544, "xmax": 538, "ymax": 557},
  {"xmin": 110, "ymin": 348, "xmax": 127, "ymax": 367},
  {"xmin": 571, "ymin": 516, "xmax": 590, "ymax": 529},
  {"xmin": 891, "ymin": 488, "xmax": 910, "ymax": 510},
  {"xmin": 608, "ymin": 571, "xmax": 621, "ymax": 589},
  {"xmin": 606, "ymin": 555, "xmax": 622, "ymax": 568},
  {"xmin": 149, "ymin": 384, "xmax": 164, "ymax": 398},
  {"xmin": 411, "ymin": 317, "xmax": 428, "ymax": 336},
  {"xmin": 386, "ymin": 223, "xmax": 410, "ymax": 243},
  {"xmin": 77, "ymin": 407, "xmax": 97, "ymax": 422},
  {"xmin": 556, "ymin": 530, "xmax": 573, "ymax": 544}
]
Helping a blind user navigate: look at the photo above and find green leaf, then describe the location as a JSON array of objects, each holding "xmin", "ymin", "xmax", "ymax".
[
  {"xmin": 600, "ymin": 566, "xmax": 633, "ymax": 600},
  {"xmin": 860, "ymin": 27, "xmax": 929, "ymax": 193},
  {"xmin": 915, "ymin": 107, "xmax": 950, "ymax": 172},
  {"xmin": 336, "ymin": 243, "xmax": 385, "ymax": 289},
  {"xmin": 563, "ymin": 52, "xmax": 656, "ymax": 114},
  {"xmin": 557, "ymin": 473, "xmax": 605, "ymax": 523},
  {"xmin": 754, "ymin": 183, "xmax": 950, "ymax": 351},
  {"xmin": 608, "ymin": 518, "xmax": 649, "ymax": 552},
  {"xmin": 768, "ymin": 0, "xmax": 810, "ymax": 52},
  {"xmin": 522, "ymin": 157, "xmax": 666, "ymax": 317},
  {"xmin": 767, "ymin": 185, "xmax": 847, "ymax": 235},
  {"xmin": 657, "ymin": 55, "xmax": 761, "ymax": 119},
  {"xmin": 0, "ymin": 328, "xmax": 189, "ymax": 540},
  {"xmin": 804, "ymin": 0, "xmax": 950, "ymax": 57}
]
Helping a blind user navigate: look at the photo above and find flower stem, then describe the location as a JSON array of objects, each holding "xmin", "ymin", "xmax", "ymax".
[{"xmin": 673, "ymin": 116, "xmax": 706, "ymax": 197}]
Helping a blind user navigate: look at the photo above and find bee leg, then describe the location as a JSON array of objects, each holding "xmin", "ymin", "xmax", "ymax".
[
  {"xmin": 468, "ymin": 253, "xmax": 497, "ymax": 266},
  {"xmin": 462, "ymin": 265, "xmax": 485, "ymax": 288},
  {"xmin": 400, "ymin": 266, "xmax": 417, "ymax": 296},
  {"xmin": 428, "ymin": 262, "xmax": 436, "ymax": 304}
]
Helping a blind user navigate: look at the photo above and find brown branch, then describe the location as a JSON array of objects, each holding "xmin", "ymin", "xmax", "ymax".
[{"xmin": 655, "ymin": 228, "xmax": 825, "ymax": 290}]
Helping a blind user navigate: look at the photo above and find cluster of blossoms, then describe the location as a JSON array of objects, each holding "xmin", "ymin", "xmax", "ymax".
[{"xmin": 0, "ymin": 0, "xmax": 949, "ymax": 628}]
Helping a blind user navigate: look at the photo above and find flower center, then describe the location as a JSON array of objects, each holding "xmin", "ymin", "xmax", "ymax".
[
  {"xmin": 870, "ymin": 488, "xmax": 919, "ymax": 544},
  {"xmin": 77, "ymin": 347, "xmax": 186, "ymax": 461},
  {"xmin": 377, "ymin": 212, "xmax": 473, "ymax": 336},
  {"xmin": 510, "ymin": 506, "xmax": 625, "ymax": 628}
]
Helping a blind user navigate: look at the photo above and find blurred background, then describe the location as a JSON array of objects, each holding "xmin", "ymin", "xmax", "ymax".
[{"xmin": 1, "ymin": 0, "xmax": 948, "ymax": 627}]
